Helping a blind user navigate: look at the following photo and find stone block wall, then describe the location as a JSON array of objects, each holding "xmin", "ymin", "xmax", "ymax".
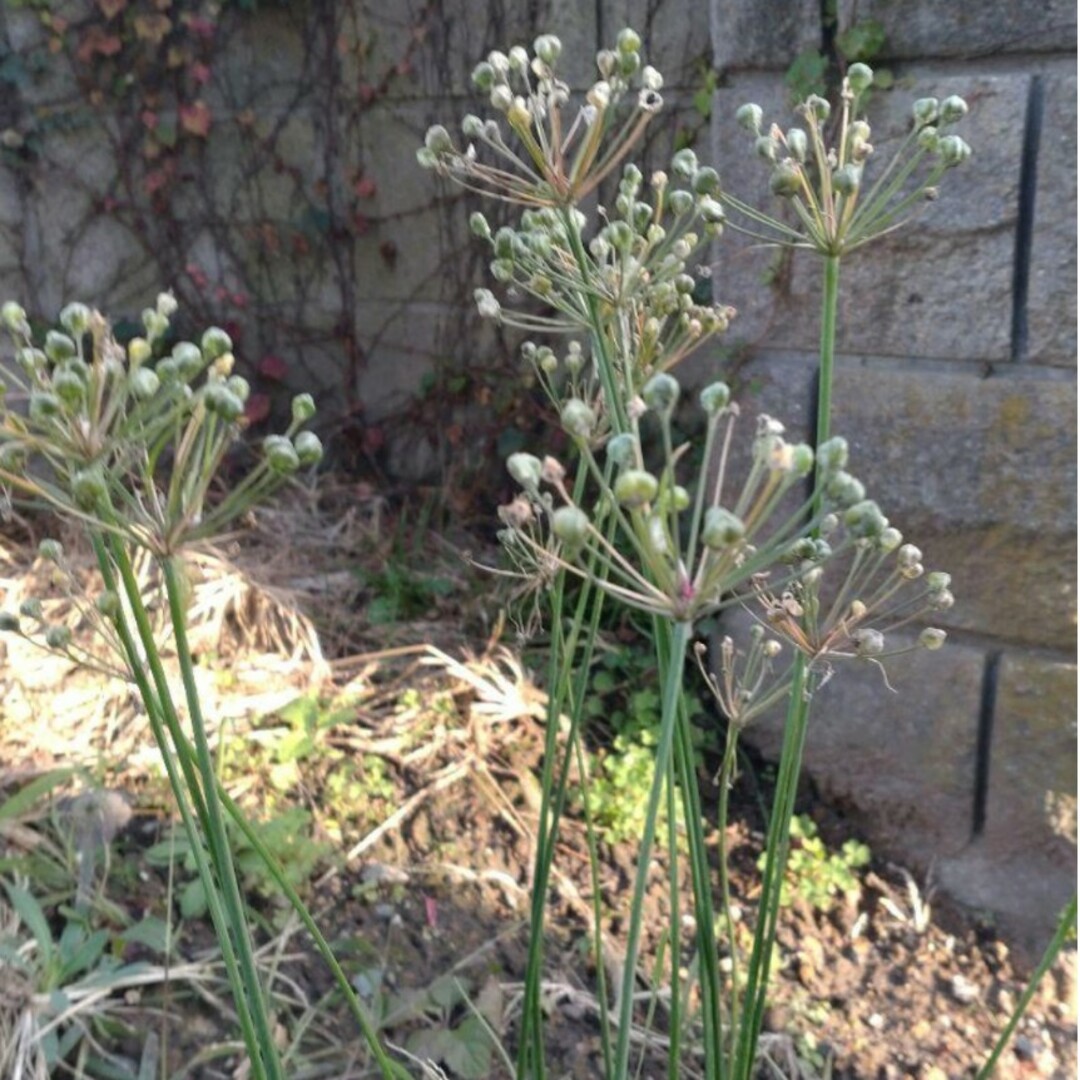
[{"xmin": 0, "ymin": 2, "xmax": 1072, "ymax": 952}]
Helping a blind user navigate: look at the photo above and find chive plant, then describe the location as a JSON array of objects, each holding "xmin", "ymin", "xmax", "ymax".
[
  {"xmin": 0, "ymin": 297, "xmax": 405, "ymax": 1080},
  {"xmin": 421, "ymin": 31, "xmax": 968, "ymax": 1080}
]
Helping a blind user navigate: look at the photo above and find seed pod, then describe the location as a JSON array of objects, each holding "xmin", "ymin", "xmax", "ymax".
[
  {"xmin": 912, "ymin": 97, "xmax": 939, "ymax": 128},
  {"xmin": 616, "ymin": 27, "xmax": 641, "ymax": 53},
  {"xmin": 928, "ymin": 588, "xmax": 955, "ymax": 611},
  {"xmin": 469, "ymin": 212, "xmax": 491, "ymax": 239},
  {"xmin": 671, "ymin": 148, "xmax": 698, "ymax": 179},
  {"xmin": 847, "ymin": 63, "xmax": 874, "ymax": 93},
  {"xmin": 226, "ymin": 375, "xmax": 250, "ymax": 403},
  {"xmin": 172, "ymin": 342, "xmax": 203, "ymax": 381},
  {"xmin": 926, "ymin": 571, "xmax": 951, "ymax": 593},
  {"xmin": 699, "ymin": 381, "xmax": 731, "ymax": 414},
  {"xmin": 59, "ymin": 302, "xmax": 91, "ymax": 337},
  {"xmin": 72, "ymin": 466, "xmax": 109, "ymax": 510},
  {"xmin": 29, "ymin": 392, "xmax": 61, "ymax": 421},
  {"xmin": 204, "ymin": 383, "xmax": 244, "ymax": 421},
  {"xmin": 199, "ymin": 327, "xmax": 231, "ymax": 361},
  {"xmin": 471, "ymin": 61, "xmax": 495, "ymax": 91},
  {"xmin": 0, "ymin": 611, "xmax": 19, "ymax": 632},
  {"xmin": 668, "ymin": 189, "xmax": 695, "ymax": 215},
  {"xmin": 614, "ymin": 469, "xmax": 658, "ymax": 508},
  {"xmin": 264, "ymin": 435, "xmax": 300, "ymax": 474},
  {"xmin": 156, "ymin": 291, "xmax": 178, "ymax": 317},
  {"xmin": 128, "ymin": 337, "xmax": 152, "ymax": 366},
  {"xmin": 878, "ymin": 527, "xmax": 903, "ymax": 552},
  {"xmin": 805, "ymin": 95, "xmax": 830, "ymax": 121},
  {"xmin": 552, "ymin": 505, "xmax": 590, "ymax": 546},
  {"xmin": 769, "ymin": 161, "xmax": 802, "ymax": 198},
  {"xmin": 606, "ymin": 433, "xmax": 637, "ymax": 468},
  {"xmin": 826, "ymin": 471, "xmax": 865, "ymax": 508},
  {"xmin": 291, "ymin": 393, "xmax": 316, "ymax": 423},
  {"xmin": 45, "ymin": 625, "xmax": 72, "ymax": 650},
  {"xmin": 16, "ymin": 347, "xmax": 45, "ymax": 376},
  {"xmin": 19, "ymin": 598, "xmax": 42, "ymax": 620},
  {"xmin": 853, "ymin": 628, "xmax": 885, "ymax": 656},
  {"xmin": 294, "ymin": 430, "xmax": 324, "ymax": 466},
  {"xmin": 95, "ymin": 591, "xmax": 120, "ymax": 618},
  {"xmin": 507, "ymin": 452, "xmax": 543, "ymax": 489},
  {"xmin": 919, "ymin": 627, "xmax": 947, "ymax": 650},
  {"xmin": 642, "ymin": 372, "xmax": 680, "ymax": 416},
  {"xmin": 38, "ymin": 539, "xmax": 63, "ymax": 562},
  {"xmin": 833, "ymin": 163, "xmax": 862, "ymax": 196},
  {"xmin": 938, "ymin": 134, "xmax": 971, "ymax": 168},
  {"xmin": 939, "ymin": 95, "xmax": 968, "ymax": 124},
  {"xmin": 843, "ymin": 499, "xmax": 888, "ymax": 539},
  {"xmin": 693, "ymin": 166, "xmax": 720, "ymax": 196},
  {"xmin": 788, "ymin": 443, "xmax": 814, "ymax": 478},
  {"xmin": 44, "ymin": 331, "xmax": 77, "ymax": 363},
  {"xmin": 560, "ymin": 399, "xmax": 596, "ymax": 440},
  {"xmin": 701, "ymin": 506, "xmax": 745, "ymax": 548},
  {"xmin": 1, "ymin": 301, "xmax": 27, "ymax": 333},
  {"xmin": 735, "ymin": 102, "xmax": 763, "ymax": 134},
  {"xmin": 816, "ymin": 435, "xmax": 849, "ymax": 473},
  {"xmin": 786, "ymin": 127, "xmax": 808, "ymax": 162},
  {"xmin": 534, "ymin": 34, "xmax": 562, "ymax": 65},
  {"xmin": 53, "ymin": 368, "xmax": 86, "ymax": 407}
]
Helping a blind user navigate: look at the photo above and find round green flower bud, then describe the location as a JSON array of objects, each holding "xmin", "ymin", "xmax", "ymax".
[
  {"xmin": 606, "ymin": 433, "xmax": 637, "ymax": 468},
  {"xmin": 641, "ymin": 372, "xmax": 680, "ymax": 415},
  {"xmin": 200, "ymin": 326, "xmax": 232, "ymax": 361},
  {"xmin": 916, "ymin": 126, "xmax": 940, "ymax": 152},
  {"xmin": 816, "ymin": 435, "xmax": 849, "ymax": 474},
  {"xmin": 616, "ymin": 27, "xmax": 641, "ymax": 54},
  {"xmin": 919, "ymin": 627, "xmax": 947, "ymax": 651},
  {"xmin": 461, "ymin": 114, "xmax": 485, "ymax": 141},
  {"xmin": 833, "ymin": 163, "xmax": 861, "ymax": 196},
  {"xmin": 53, "ymin": 368, "xmax": 86, "ymax": 407},
  {"xmin": 424, "ymin": 125, "xmax": 453, "ymax": 155},
  {"xmin": 897, "ymin": 543, "xmax": 922, "ymax": 569},
  {"xmin": 156, "ymin": 357, "xmax": 180, "ymax": 384},
  {"xmin": 755, "ymin": 134, "xmax": 778, "ymax": 162},
  {"xmin": 552, "ymin": 505, "xmax": 589, "ymax": 547},
  {"xmin": 699, "ymin": 381, "xmax": 731, "ymax": 414},
  {"xmin": 926, "ymin": 571, "xmax": 951, "ymax": 593},
  {"xmin": 937, "ymin": 134, "xmax": 971, "ymax": 168},
  {"xmin": 560, "ymin": 399, "xmax": 596, "ymax": 441},
  {"xmin": 44, "ymin": 625, "xmax": 72, "ymax": 650},
  {"xmin": 698, "ymin": 196, "xmax": 725, "ymax": 224},
  {"xmin": 204, "ymin": 383, "xmax": 244, "ymax": 421},
  {"xmin": 693, "ymin": 166, "xmax": 720, "ymax": 196},
  {"xmin": 1, "ymin": 301, "xmax": 27, "ymax": 333},
  {"xmin": 701, "ymin": 506, "xmax": 745, "ymax": 548},
  {"xmin": 735, "ymin": 102, "xmax": 763, "ymax": 134},
  {"xmin": 294, "ymin": 430, "xmax": 324, "ymax": 466},
  {"xmin": 912, "ymin": 97, "xmax": 939, "ymax": 128},
  {"xmin": 878, "ymin": 526, "xmax": 903, "ymax": 552},
  {"xmin": 59, "ymin": 302, "xmax": 91, "ymax": 337},
  {"xmin": 226, "ymin": 374, "xmax": 250, "ymax": 403},
  {"xmin": 490, "ymin": 84, "xmax": 514, "ymax": 112},
  {"xmin": 172, "ymin": 342, "xmax": 203, "ymax": 380},
  {"xmin": 928, "ymin": 588, "xmax": 955, "ymax": 611},
  {"xmin": 786, "ymin": 127, "xmax": 808, "ymax": 163},
  {"xmin": 29, "ymin": 391, "xmax": 61, "ymax": 420},
  {"xmin": 770, "ymin": 161, "xmax": 803, "ymax": 198},
  {"xmin": 44, "ymin": 331, "xmax": 77, "ymax": 363},
  {"xmin": 670, "ymin": 485, "xmax": 691, "ymax": 512},
  {"xmin": 805, "ymin": 94, "xmax": 830, "ymax": 121},
  {"xmin": 826, "ymin": 470, "xmax": 865, "ymax": 508},
  {"xmin": 0, "ymin": 611, "xmax": 20, "ymax": 632},
  {"xmin": 671, "ymin": 148, "xmax": 698, "ymax": 179},
  {"xmin": 19, "ymin": 598, "xmax": 42, "ymax": 620},
  {"xmin": 128, "ymin": 337, "xmax": 152, "ymax": 366},
  {"xmin": 846, "ymin": 63, "xmax": 874, "ymax": 93},
  {"xmin": 534, "ymin": 33, "xmax": 562, "ymax": 65},
  {"xmin": 142, "ymin": 309, "xmax": 168, "ymax": 341},
  {"xmin": 72, "ymin": 466, "xmax": 109, "ymax": 510},
  {"xmin": 291, "ymin": 393, "xmax": 316, "ymax": 424},
  {"xmin": 939, "ymin": 95, "xmax": 968, "ymax": 124},
  {"xmin": 613, "ymin": 468, "xmax": 658, "ymax": 508},
  {"xmin": 156, "ymin": 291, "xmax": 178, "ymax": 317},
  {"xmin": 38, "ymin": 539, "xmax": 63, "ymax": 562},
  {"xmin": 95, "ymin": 590, "xmax": 120, "ymax": 618},
  {"xmin": 16, "ymin": 347, "xmax": 45, "ymax": 376},
  {"xmin": 507, "ymin": 452, "xmax": 543, "ymax": 489},
  {"xmin": 844, "ymin": 499, "xmax": 888, "ymax": 539},
  {"xmin": 852, "ymin": 628, "xmax": 884, "ymax": 656},
  {"xmin": 264, "ymin": 434, "xmax": 300, "ymax": 474},
  {"xmin": 668, "ymin": 189, "xmax": 694, "ymax": 216},
  {"xmin": 471, "ymin": 61, "xmax": 495, "ymax": 91},
  {"xmin": 788, "ymin": 442, "xmax": 815, "ymax": 478},
  {"xmin": 469, "ymin": 212, "xmax": 491, "ymax": 240}
]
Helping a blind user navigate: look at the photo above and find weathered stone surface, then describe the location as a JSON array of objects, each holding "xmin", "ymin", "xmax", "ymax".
[
  {"xmin": 837, "ymin": 0, "xmax": 1077, "ymax": 61},
  {"xmin": 604, "ymin": 0, "xmax": 716, "ymax": 88},
  {"xmin": 684, "ymin": 349, "xmax": 1079, "ymax": 649},
  {"xmin": 1027, "ymin": 70, "xmax": 1077, "ymax": 366},
  {"xmin": 711, "ymin": 0, "xmax": 821, "ymax": 74},
  {"xmin": 716, "ymin": 608, "xmax": 985, "ymax": 856},
  {"xmin": 710, "ymin": 70, "xmax": 1026, "ymax": 363},
  {"xmin": 939, "ymin": 653, "xmax": 1076, "ymax": 959}
]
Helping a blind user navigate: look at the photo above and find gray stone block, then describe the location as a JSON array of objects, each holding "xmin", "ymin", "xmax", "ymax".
[
  {"xmin": 938, "ymin": 653, "xmax": 1076, "ymax": 959},
  {"xmin": 1027, "ymin": 71, "xmax": 1077, "ymax": 366},
  {"xmin": 716, "ymin": 607, "xmax": 985, "ymax": 856},
  {"xmin": 711, "ymin": 0, "xmax": 821, "ymax": 74},
  {"xmin": 685, "ymin": 349, "xmax": 1078, "ymax": 649},
  {"xmin": 710, "ymin": 70, "xmax": 1027, "ymax": 363},
  {"xmin": 836, "ymin": 0, "xmax": 1077, "ymax": 61}
]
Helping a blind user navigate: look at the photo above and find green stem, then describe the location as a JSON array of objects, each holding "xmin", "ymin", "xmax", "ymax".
[
  {"xmin": 811, "ymin": 253, "xmax": 841, "ymax": 530},
  {"xmin": 977, "ymin": 893, "xmax": 1078, "ymax": 1079},
  {"xmin": 714, "ymin": 719, "xmax": 741, "ymax": 1069},
  {"xmin": 733, "ymin": 655, "xmax": 813, "ymax": 1078},
  {"xmin": 612, "ymin": 620, "xmax": 692, "ymax": 1078}
]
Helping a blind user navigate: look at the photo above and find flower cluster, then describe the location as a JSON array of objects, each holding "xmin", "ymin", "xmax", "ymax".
[
  {"xmin": 497, "ymin": 369, "xmax": 951, "ymax": 663},
  {"xmin": 725, "ymin": 63, "xmax": 972, "ymax": 255},
  {"xmin": 0, "ymin": 295, "xmax": 322, "ymax": 555}
]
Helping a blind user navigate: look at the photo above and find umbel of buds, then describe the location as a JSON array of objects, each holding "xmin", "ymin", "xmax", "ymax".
[
  {"xmin": 0, "ymin": 294, "xmax": 324, "ymax": 554},
  {"xmin": 725, "ymin": 63, "xmax": 972, "ymax": 256}
]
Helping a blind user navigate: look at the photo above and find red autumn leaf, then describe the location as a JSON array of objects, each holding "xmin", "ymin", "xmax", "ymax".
[
  {"xmin": 179, "ymin": 100, "xmax": 211, "ymax": 138},
  {"xmin": 97, "ymin": 0, "xmax": 126, "ymax": 19},
  {"xmin": 257, "ymin": 355, "xmax": 289, "ymax": 381},
  {"xmin": 353, "ymin": 176, "xmax": 377, "ymax": 199},
  {"xmin": 244, "ymin": 393, "xmax": 271, "ymax": 425},
  {"xmin": 76, "ymin": 27, "xmax": 122, "ymax": 63}
]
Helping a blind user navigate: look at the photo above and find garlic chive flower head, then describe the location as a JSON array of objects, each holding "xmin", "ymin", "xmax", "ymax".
[
  {"xmin": 725, "ymin": 65, "xmax": 972, "ymax": 256},
  {"xmin": 0, "ymin": 296, "xmax": 322, "ymax": 555}
]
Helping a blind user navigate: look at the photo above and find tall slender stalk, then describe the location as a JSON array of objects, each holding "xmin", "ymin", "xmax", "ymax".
[{"xmin": 812, "ymin": 253, "xmax": 841, "ymax": 520}]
